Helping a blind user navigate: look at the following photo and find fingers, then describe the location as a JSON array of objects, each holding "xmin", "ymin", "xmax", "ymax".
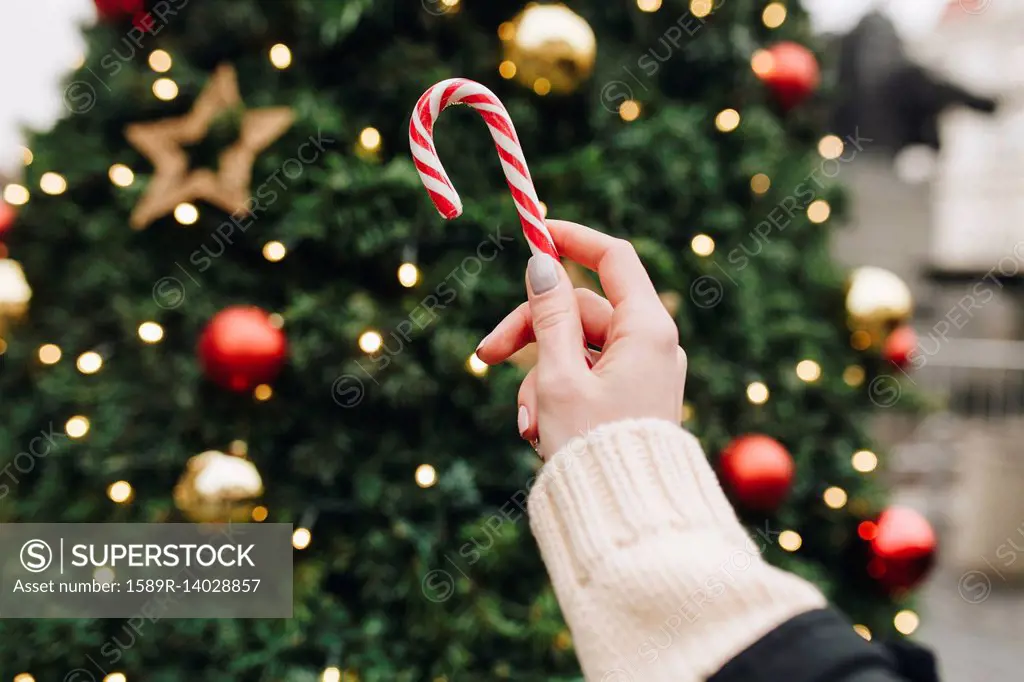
[
  {"xmin": 545, "ymin": 219, "xmax": 661, "ymax": 308},
  {"xmin": 549, "ymin": 218, "xmax": 678, "ymax": 352},
  {"xmin": 477, "ymin": 289, "xmax": 614, "ymax": 365},
  {"xmin": 517, "ymin": 369, "xmax": 538, "ymax": 443},
  {"xmin": 525, "ymin": 255, "xmax": 589, "ymax": 372}
]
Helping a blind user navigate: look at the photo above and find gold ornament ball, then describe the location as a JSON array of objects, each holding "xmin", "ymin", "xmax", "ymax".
[
  {"xmin": 845, "ymin": 266, "xmax": 913, "ymax": 348},
  {"xmin": 173, "ymin": 450, "xmax": 264, "ymax": 522},
  {"xmin": 502, "ymin": 4, "xmax": 597, "ymax": 95}
]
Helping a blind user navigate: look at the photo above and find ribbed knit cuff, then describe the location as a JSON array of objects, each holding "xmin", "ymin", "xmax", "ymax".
[
  {"xmin": 528, "ymin": 419, "xmax": 826, "ymax": 682},
  {"xmin": 529, "ymin": 419, "xmax": 750, "ymax": 583}
]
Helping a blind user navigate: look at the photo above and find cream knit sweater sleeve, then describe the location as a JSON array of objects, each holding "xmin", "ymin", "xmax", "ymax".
[{"xmin": 528, "ymin": 418, "xmax": 827, "ymax": 682}]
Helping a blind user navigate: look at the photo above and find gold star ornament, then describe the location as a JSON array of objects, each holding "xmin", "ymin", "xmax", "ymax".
[{"xmin": 125, "ymin": 64, "xmax": 294, "ymax": 229}]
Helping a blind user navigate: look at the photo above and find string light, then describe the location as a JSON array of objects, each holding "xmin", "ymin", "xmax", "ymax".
[
  {"xmin": 637, "ymin": 0, "xmax": 662, "ymax": 10},
  {"xmin": 292, "ymin": 528, "xmax": 312, "ymax": 549},
  {"xmin": 893, "ymin": 610, "xmax": 920, "ymax": 635},
  {"xmin": 263, "ymin": 240, "xmax": 287, "ymax": 262},
  {"xmin": 498, "ymin": 22, "xmax": 515, "ymax": 40},
  {"xmin": 795, "ymin": 359, "xmax": 821, "ymax": 383},
  {"xmin": 109, "ymin": 164, "xmax": 135, "ymax": 187},
  {"xmin": 823, "ymin": 486, "xmax": 848, "ymax": 509},
  {"xmin": 251, "ymin": 505, "xmax": 269, "ymax": 522},
  {"xmin": 750, "ymin": 49, "xmax": 774, "ymax": 76},
  {"xmin": 77, "ymin": 351, "xmax": 103, "ymax": 374},
  {"xmin": 807, "ymin": 200, "xmax": 831, "ymax": 224},
  {"xmin": 762, "ymin": 2, "xmax": 787, "ymax": 28},
  {"xmin": 850, "ymin": 330, "xmax": 871, "ymax": 350},
  {"xmin": 533, "ymin": 78, "xmax": 552, "ymax": 96},
  {"xmin": 3, "ymin": 184, "xmax": 29, "ymax": 205},
  {"xmin": 539, "ymin": 201, "xmax": 548, "ymax": 217},
  {"xmin": 715, "ymin": 108, "xmax": 740, "ymax": 132},
  {"xmin": 853, "ymin": 624, "xmax": 872, "ymax": 641},
  {"xmin": 40, "ymin": 172, "xmax": 68, "ymax": 195},
  {"xmin": 359, "ymin": 127, "xmax": 381, "ymax": 152},
  {"xmin": 778, "ymin": 530, "xmax": 802, "ymax": 552},
  {"xmin": 94, "ymin": 566, "xmax": 115, "ymax": 583},
  {"xmin": 21, "ymin": 146, "xmax": 33, "ymax": 165},
  {"xmin": 843, "ymin": 365, "xmax": 865, "ymax": 387},
  {"xmin": 852, "ymin": 449, "xmax": 878, "ymax": 473},
  {"xmin": 619, "ymin": 99, "xmax": 641, "ymax": 122},
  {"xmin": 855, "ymin": 523, "xmax": 878, "ymax": 545},
  {"xmin": 499, "ymin": 60, "xmax": 517, "ymax": 79},
  {"xmin": 467, "ymin": 353, "xmax": 488, "ymax": 376},
  {"xmin": 228, "ymin": 439, "xmax": 248, "ymax": 456},
  {"xmin": 138, "ymin": 321, "xmax": 164, "ymax": 343},
  {"xmin": 322, "ymin": 667, "xmax": 342, "ymax": 682},
  {"xmin": 691, "ymin": 234, "xmax": 715, "ymax": 257},
  {"xmin": 152, "ymin": 78, "xmax": 179, "ymax": 101},
  {"xmin": 254, "ymin": 384, "xmax": 273, "ymax": 401},
  {"xmin": 358, "ymin": 331, "xmax": 383, "ymax": 354},
  {"xmin": 398, "ymin": 262, "xmax": 420, "ymax": 288},
  {"xmin": 174, "ymin": 202, "xmax": 198, "ymax": 225},
  {"xmin": 415, "ymin": 464, "xmax": 438, "ymax": 488},
  {"xmin": 148, "ymin": 49, "xmax": 172, "ymax": 73},
  {"xmin": 66, "ymin": 416, "xmax": 90, "ymax": 439},
  {"xmin": 104, "ymin": 673, "xmax": 126, "ymax": 682},
  {"xmin": 107, "ymin": 481, "xmax": 133, "ymax": 503},
  {"xmin": 269, "ymin": 44, "xmax": 292, "ymax": 69},
  {"xmin": 441, "ymin": 0, "xmax": 459, "ymax": 7},
  {"xmin": 268, "ymin": 313, "xmax": 285, "ymax": 329},
  {"xmin": 681, "ymin": 402, "xmax": 694, "ymax": 422},
  {"xmin": 38, "ymin": 344, "xmax": 62, "ymax": 364},
  {"xmin": 690, "ymin": 0, "xmax": 713, "ymax": 17},
  {"xmin": 750, "ymin": 173, "xmax": 771, "ymax": 194},
  {"xmin": 818, "ymin": 135, "xmax": 844, "ymax": 160},
  {"xmin": 746, "ymin": 381, "xmax": 769, "ymax": 405},
  {"xmin": 13, "ymin": 674, "xmax": 35, "ymax": 682}
]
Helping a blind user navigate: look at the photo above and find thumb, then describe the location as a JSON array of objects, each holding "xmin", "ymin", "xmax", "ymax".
[{"xmin": 526, "ymin": 255, "xmax": 587, "ymax": 372}]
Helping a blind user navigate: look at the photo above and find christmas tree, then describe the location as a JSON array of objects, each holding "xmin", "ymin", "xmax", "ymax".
[{"xmin": 0, "ymin": 0, "xmax": 919, "ymax": 679}]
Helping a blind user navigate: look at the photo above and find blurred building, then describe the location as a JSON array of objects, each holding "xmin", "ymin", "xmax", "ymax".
[{"xmin": 828, "ymin": 4, "xmax": 1024, "ymax": 681}]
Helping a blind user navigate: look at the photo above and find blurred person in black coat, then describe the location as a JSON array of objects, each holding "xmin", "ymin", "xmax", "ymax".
[{"xmin": 831, "ymin": 11, "xmax": 997, "ymax": 154}]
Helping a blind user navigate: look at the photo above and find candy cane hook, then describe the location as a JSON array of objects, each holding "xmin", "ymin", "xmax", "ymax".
[{"xmin": 409, "ymin": 78, "xmax": 559, "ymax": 260}]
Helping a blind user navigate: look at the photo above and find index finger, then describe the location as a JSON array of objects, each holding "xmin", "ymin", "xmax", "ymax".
[{"xmin": 546, "ymin": 219, "xmax": 660, "ymax": 307}]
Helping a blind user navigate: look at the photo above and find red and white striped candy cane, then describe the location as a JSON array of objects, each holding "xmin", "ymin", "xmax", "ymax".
[{"xmin": 409, "ymin": 78, "xmax": 558, "ymax": 260}]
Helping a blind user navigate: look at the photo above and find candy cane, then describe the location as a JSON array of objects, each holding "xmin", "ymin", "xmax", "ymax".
[{"xmin": 409, "ymin": 78, "xmax": 558, "ymax": 260}]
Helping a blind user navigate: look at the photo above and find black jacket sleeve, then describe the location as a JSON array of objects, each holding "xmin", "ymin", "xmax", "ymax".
[{"xmin": 708, "ymin": 609, "xmax": 916, "ymax": 682}]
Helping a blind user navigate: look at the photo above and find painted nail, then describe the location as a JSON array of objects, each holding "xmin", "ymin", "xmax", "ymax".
[
  {"xmin": 527, "ymin": 255, "xmax": 559, "ymax": 294},
  {"xmin": 517, "ymin": 405, "xmax": 530, "ymax": 436}
]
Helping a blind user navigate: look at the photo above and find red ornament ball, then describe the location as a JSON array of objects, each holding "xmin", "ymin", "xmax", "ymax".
[
  {"xmin": 756, "ymin": 42, "xmax": 820, "ymax": 109},
  {"xmin": 93, "ymin": 0, "xmax": 143, "ymax": 20},
  {"xmin": 883, "ymin": 325, "xmax": 918, "ymax": 369},
  {"xmin": 865, "ymin": 506, "xmax": 937, "ymax": 594},
  {"xmin": 0, "ymin": 200, "xmax": 15, "ymax": 238},
  {"xmin": 719, "ymin": 434, "xmax": 794, "ymax": 512},
  {"xmin": 93, "ymin": 0, "xmax": 153, "ymax": 30},
  {"xmin": 198, "ymin": 306, "xmax": 287, "ymax": 392}
]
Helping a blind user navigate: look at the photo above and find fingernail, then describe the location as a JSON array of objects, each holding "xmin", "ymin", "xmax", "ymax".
[
  {"xmin": 476, "ymin": 333, "xmax": 490, "ymax": 352},
  {"xmin": 527, "ymin": 255, "xmax": 559, "ymax": 294},
  {"xmin": 517, "ymin": 405, "xmax": 530, "ymax": 436}
]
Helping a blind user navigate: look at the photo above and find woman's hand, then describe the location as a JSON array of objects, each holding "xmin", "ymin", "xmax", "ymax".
[{"xmin": 476, "ymin": 219, "xmax": 687, "ymax": 460}]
